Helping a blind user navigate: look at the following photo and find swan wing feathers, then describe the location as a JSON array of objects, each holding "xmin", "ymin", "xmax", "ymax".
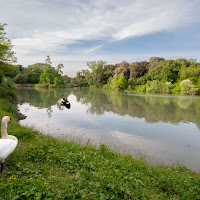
[{"xmin": 0, "ymin": 139, "xmax": 18, "ymax": 162}]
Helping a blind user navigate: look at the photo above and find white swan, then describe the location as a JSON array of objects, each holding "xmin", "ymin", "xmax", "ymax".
[{"xmin": 0, "ymin": 116, "xmax": 18, "ymax": 172}]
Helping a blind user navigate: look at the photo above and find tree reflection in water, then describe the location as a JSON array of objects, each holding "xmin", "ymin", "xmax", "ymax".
[{"xmin": 18, "ymin": 87, "xmax": 200, "ymax": 129}]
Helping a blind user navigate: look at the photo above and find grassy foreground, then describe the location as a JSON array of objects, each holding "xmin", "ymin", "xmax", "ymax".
[{"xmin": 0, "ymin": 99, "xmax": 200, "ymax": 199}]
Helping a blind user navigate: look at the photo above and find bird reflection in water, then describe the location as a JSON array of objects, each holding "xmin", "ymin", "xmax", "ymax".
[{"xmin": 61, "ymin": 96, "xmax": 71, "ymax": 109}]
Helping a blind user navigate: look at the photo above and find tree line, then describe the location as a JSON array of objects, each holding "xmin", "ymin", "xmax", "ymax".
[
  {"xmin": 1, "ymin": 23, "xmax": 200, "ymax": 95},
  {"xmin": 9, "ymin": 57, "xmax": 200, "ymax": 95},
  {"xmin": 11, "ymin": 56, "xmax": 70, "ymax": 88}
]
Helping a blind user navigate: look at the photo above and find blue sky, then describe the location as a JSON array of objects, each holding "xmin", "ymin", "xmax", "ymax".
[{"xmin": 0, "ymin": 0, "xmax": 200, "ymax": 76}]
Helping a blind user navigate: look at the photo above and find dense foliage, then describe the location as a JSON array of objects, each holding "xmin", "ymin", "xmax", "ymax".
[
  {"xmin": 0, "ymin": 23, "xmax": 16, "ymax": 84},
  {"xmin": 12, "ymin": 57, "xmax": 66, "ymax": 88},
  {"xmin": 0, "ymin": 78, "xmax": 18, "ymax": 102},
  {"xmin": 10, "ymin": 57, "xmax": 200, "ymax": 95},
  {"xmin": 73, "ymin": 58, "xmax": 200, "ymax": 95}
]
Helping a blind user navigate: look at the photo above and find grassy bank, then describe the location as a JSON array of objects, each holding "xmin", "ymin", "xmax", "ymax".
[{"xmin": 0, "ymin": 99, "xmax": 200, "ymax": 199}]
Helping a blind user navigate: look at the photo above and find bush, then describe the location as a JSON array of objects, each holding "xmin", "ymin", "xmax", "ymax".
[
  {"xmin": 0, "ymin": 99, "xmax": 19, "ymax": 117},
  {"xmin": 180, "ymin": 79, "xmax": 199, "ymax": 95},
  {"xmin": 146, "ymin": 80, "xmax": 162, "ymax": 93},
  {"xmin": 0, "ymin": 78, "xmax": 18, "ymax": 101},
  {"xmin": 14, "ymin": 73, "xmax": 28, "ymax": 83},
  {"xmin": 102, "ymin": 83, "xmax": 111, "ymax": 90},
  {"xmin": 171, "ymin": 83, "xmax": 181, "ymax": 93},
  {"xmin": 110, "ymin": 76, "xmax": 119, "ymax": 91},
  {"xmin": 135, "ymin": 85, "xmax": 146, "ymax": 93},
  {"xmin": 161, "ymin": 81, "xmax": 173, "ymax": 93}
]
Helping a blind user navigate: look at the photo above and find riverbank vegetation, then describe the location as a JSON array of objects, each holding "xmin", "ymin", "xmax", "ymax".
[
  {"xmin": 0, "ymin": 23, "xmax": 19, "ymax": 102},
  {"xmin": 10, "ymin": 56, "xmax": 200, "ymax": 95},
  {"xmin": 0, "ymin": 101, "xmax": 200, "ymax": 199}
]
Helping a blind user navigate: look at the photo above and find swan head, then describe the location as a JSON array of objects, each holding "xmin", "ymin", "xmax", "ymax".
[{"xmin": 2, "ymin": 116, "xmax": 11, "ymax": 123}]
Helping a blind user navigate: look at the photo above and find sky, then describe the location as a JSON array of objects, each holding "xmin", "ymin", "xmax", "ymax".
[{"xmin": 0, "ymin": 0, "xmax": 200, "ymax": 77}]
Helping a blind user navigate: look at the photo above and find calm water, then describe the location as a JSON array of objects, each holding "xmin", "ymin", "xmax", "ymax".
[{"xmin": 17, "ymin": 87, "xmax": 200, "ymax": 172}]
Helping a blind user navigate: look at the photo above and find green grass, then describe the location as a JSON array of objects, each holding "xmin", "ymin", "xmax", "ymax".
[{"xmin": 0, "ymin": 99, "xmax": 200, "ymax": 199}]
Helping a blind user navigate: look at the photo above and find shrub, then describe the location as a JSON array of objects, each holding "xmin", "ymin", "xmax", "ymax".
[
  {"xmin": 180, "ymin": 79, "xmax": 199, "ymax": 95},
  {"xmin": 0, "ymin": 78, "xmax": 18, "ymax": 101},
  {"xmin": 110, "ymin": 75, "xmax": 119, "ymax": 91},
  {"xmin": 117, "ymin": 73, "xmax": 126, "ymax": 90},
  {"xmin": 102, "ymin": 83, "xmax": 111, "ymax": 90},
  {"xmin": 171, "ymin": 83, "xmax": 181, "ymax": 94},
  {"xmin": 146, "ymin": 80, "xmax": 162, "ymax": 93},
  {"xmin": 135, "ymin": 85, "xmax": 146, "ymax": 93},
  {"xmin": 161, "ymin": 81, "xmax": 173, "ymax": 93}
]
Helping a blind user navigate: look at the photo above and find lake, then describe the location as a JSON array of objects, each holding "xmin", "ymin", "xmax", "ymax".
[{"xmin": 17, "ymin": 87, "xmax": 200, "ymax": 172}]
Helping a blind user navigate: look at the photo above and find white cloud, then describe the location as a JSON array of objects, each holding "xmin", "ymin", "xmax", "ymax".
[
  {"xmin": 86, "ymin": 45, "xmax": 103, "ymax": 53},
  {"xmin": 5, "ymin": 0, "xmax": 199, "ymax": 42},
  {"xmin": 113, "ymin": 0, "xmax": 199, "ymax": 40}
]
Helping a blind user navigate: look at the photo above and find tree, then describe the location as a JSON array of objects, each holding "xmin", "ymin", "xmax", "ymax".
[
  {"xmin": 129, "ymin": 61, "xmax": 149, "ymax": 79},
  {"xmin": 53, "ymin": 74, "xmax": 64, "ymax": 85},
  {"xmin": 103, "ymin": 64, "xmax": 116, "ymax": 80},
  {"xmin": 110, "ymin": 75, "xmax": 119, "ymax": 91},
  {"xmin": 147, "ymin": 60, "xmax": 176, "ymax": 83},
  {"xmin": 87, "ymin": 60, "xmax": 107, "ymax": 86},
  {"xmin": 45, "ymin": 55, "xmax": 52, "ymax": 66},
  {"xmin": 0, "ymin": 23, "xmax": 17, "ymax": 83},
  {"xmin": 26, "ymin": 63, "xmax": 45, "ymax": 83},
  {"xmin": 117, "ymin": 73, "xmax": 126, "ymax": 90},
  {"xmin": 14, "ymin": 73, "xmax": 28, "ymax": 84},
  {"xmin": 56, "ymin": 63, "xmax": 64, "ymax": 75},
  {"xmin": 114, "ymin": 61, "xmax": 130, "ymax": 80},
  {"xmin": 83, "ymin": 69, "xmax": 91, "ymax": 84},
  {"xmin": 63, "ymin": 75, "xmax": 71, "ymax": 86},
  {"xmin": 149, "ymin": 57, "xmax": 165, "ymax": 69},
  {"xmin": 75, "ymin": 70, "xmax": 87, "ymax": 86},
  {"xmin": 39, "ymin": 65, "xmax": 57, "ymax": 84},
  {"xmin": 39, "ymin": 57, "xmax": 64, "ymax": 86},
  {"xmin": 159, "ymin": 66, "xmax": 173, "ymax": 82},
  {"xmin": 149, "ymin": 57, "xmax": 165, "ymax": 64}
]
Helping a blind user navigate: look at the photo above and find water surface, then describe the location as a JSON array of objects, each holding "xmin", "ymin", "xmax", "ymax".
[{"xmin": 17, "ymin": 87, "xmax": 200, "ymax": 172}]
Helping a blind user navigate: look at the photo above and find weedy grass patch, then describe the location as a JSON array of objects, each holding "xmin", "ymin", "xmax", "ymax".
[{"xmin": 0, "ymin": 100, "xmax": 200, "ymax": 199}]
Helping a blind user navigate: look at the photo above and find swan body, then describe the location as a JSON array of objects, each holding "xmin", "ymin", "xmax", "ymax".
[{"xmin": 0, "ymin": 116, "xmax": 18, "ymax": 172}]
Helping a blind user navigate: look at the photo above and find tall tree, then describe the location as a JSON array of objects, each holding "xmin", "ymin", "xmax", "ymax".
[
  {"xmin": 114, "ymin": 61, "xmax": 130, "ymax": 80},
  {"xmin": 45, "ymin": 55, "xmax": 52, "ymax": 66},
  {"xmin": 129, "ymin": 61, "xmax": 149, "ymax": 79},
  {"xmin": 25, "ymin": 63, "xmax": 46, "ymax": 83},
  {"xmin": 87, "ymin": 60, "xmax": 107, "ymax": 86},
  {"xmin": 0, "ymin": 23, "xmax": 17, "ymax": 83},
  {"xmin": 56, "ymin": 63, "xmax": 64, "ymax": 75}
]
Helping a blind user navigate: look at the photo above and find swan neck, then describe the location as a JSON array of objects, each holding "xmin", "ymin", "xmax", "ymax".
[{"xmin": 1, "ymin": 120, "xmax": 8, "ymax": 139}]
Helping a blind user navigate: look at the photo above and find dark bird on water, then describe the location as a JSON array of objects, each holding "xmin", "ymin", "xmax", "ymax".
[
  {"xmin": 62, "ymin": 96, "xmax": 68, "ymax": 102},
  {"xmin": 61, "ymin": 96, "xmax": 71, "ymax": 109}
]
